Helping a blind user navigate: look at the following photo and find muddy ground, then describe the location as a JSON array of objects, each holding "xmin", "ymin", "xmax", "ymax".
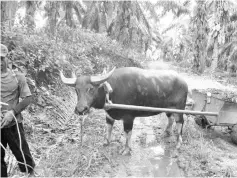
[{"xmin": 5, "ymin": 61, "xmax": 237, "ymax": 177}]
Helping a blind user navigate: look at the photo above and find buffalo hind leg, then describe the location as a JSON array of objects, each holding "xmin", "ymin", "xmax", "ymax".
[
  {"xmin": 165, "ymin": 113, "xmax": 174, "ymax": 136},
  {"xmin": 174, "ymin": 113, "xmax": 184, "ymax": 149},
  {"xmin": 103, "ymin": 114, "xmax": 115, "ymax": 146},
  {"xmin": 165, "ymin": 113, "xmax": 184, "ymax": 148},
  {"xmin": 120, "ymin": 116, "xmax": 134, "ymax": 156}
]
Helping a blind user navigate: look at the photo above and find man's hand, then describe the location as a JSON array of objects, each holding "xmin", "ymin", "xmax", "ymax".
[{"xmin": 1, "ymin": 110, "xmax": 14, "ymax": 128}]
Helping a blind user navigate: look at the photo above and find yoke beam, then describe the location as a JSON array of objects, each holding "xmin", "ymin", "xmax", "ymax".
[{"xmin": 104, "ymin": 103, "xmax": 219, "ymax": 116}]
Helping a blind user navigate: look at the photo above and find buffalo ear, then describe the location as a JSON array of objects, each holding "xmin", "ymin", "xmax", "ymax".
[
  {"xmin": 90, "ymin": 67, "xmax": 116, "ymax": 85},
  {"xmin": 60, "ymin": 71, "xmax": 77, "ymax": 87}
]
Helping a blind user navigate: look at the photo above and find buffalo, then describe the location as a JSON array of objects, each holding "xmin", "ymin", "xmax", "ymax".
[{"xmin": 60, "ymin": 67, "xmax": 188, "ymax": 155}]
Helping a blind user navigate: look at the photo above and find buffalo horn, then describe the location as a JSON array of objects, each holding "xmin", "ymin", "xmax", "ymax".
[
  {"xmin": 90, "ymin": 67, "xmax": 116, "ymax": 85},
  {"xmin": 60, "ymin": 71, "xmax": 77, "ymax": 86}
]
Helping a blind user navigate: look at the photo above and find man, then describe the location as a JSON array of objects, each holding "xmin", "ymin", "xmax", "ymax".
[{"xmin": 1, "ymin": 44, "xmax": 35, "ymax": 177}]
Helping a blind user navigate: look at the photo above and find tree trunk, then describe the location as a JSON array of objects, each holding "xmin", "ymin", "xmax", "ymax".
[
  {"xmin": 211, "ymin": 38, "xmax": 219, "ymax": 71},
  {"xmin": 192, "ymin": 0, "xmax": 208, "ymax": 74},
  {"xmin": 65, "ymin": 1, "xmax": 75, "ymax": 28},
  {"xmin": 199, "ymin": 48, "xmax": 206, "ymax": 73},
  {"xmin": 25, "ymin": 1, "xmax": 36, "ymax": 30},
  {"xmin": 48, "ymin": 2, "xmax": 58, "ymax": 36}
]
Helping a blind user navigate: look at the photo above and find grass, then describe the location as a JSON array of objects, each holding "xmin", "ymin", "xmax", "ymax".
[{"xmin": 178, "ymin": 116, "xmax": 237, "ymax": 177}]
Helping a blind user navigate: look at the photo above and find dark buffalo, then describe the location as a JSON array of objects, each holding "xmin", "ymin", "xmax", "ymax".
[{"xmin": 60, "ymin": 67, "xmax": 188, "ymax": 155}]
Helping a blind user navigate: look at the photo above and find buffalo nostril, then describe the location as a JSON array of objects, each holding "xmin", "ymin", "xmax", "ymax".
[
  {"xmin": 74, "ymin": 107, "xmax": 79, "ymax": 114},
  {"xmin": 82, "ymin": 106, "xmax": 90, "ymax": 115}
]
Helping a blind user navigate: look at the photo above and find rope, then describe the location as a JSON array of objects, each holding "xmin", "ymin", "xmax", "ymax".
[{"xmin": 11, "ymin": 112, "xmax": 29, "ymax": 174}]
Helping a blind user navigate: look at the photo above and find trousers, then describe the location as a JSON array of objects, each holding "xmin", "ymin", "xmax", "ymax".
[{"xmin": 1, "ymin": 123, "xmax": 35, "ymax": 177}]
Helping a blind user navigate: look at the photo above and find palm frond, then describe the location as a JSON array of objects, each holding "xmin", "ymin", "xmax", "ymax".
[
  {"xmin": 228, "ymin": 46, "xmax": 237, "ymax": 62},
  {"xmin": 183, "ymin": 0, "xmax": 191, "ymax": 7},
  {"xmin": 219, "ymin": 40, "xmax": 237, "ymax": 58},
  {"xmin": 161, "ymin": 14, "xmax": 188, "ymax": 35},
  {"xmin": 136, "ymin": 2, "xmax": 151, "ymax": 34},
  {"xmin": 161, "ymin": 23, "xmax": 177, "ymax": 34},
  {"xmin": 140, "ymin": 1, "xmax": 160, "ymax": 23},
  {"xmin": 155, "ymin": 0, "xmax": 190, "ymax": 17}
]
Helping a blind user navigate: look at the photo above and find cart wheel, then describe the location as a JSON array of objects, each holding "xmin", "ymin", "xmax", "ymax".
[
  {"xmin": 230, "ymin": 125, "xmax": 237, "ymax": 145},
  {"xmin": 194, "ymin": 115, "xmax": 210, "ymax": 128}
]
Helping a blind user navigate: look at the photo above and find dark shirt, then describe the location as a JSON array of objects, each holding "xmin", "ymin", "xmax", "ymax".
[{"xmin": 1, "ymin": 69, "xmax": 32, "ymax": 128}]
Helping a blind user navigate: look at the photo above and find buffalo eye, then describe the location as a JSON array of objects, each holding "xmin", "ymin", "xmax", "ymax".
[{"xmin": 87, "ymin": 87, "xmax": 94, "ymax": 94}]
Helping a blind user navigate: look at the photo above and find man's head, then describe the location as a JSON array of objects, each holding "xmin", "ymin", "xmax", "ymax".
[{"xmin": 1, "ymin": 44, "xmax": 9, "ymax": 73}]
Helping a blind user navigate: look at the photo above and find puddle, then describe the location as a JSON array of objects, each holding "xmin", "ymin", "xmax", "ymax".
[
  {"xmin": 149, "ymin": 146, "xmax": 182, "ymax": 177},
  {"xmin": 114, "ymin": 115, "xmax": 183, "ymax": 177}
]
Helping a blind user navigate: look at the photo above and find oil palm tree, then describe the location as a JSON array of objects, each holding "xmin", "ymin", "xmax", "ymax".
[
  {"xmin": 206, "ymin": 0, "xmax": 237, "ymax": 71},
  {"xmin": 82, "ymin": 1, "xmax": 111, "ymax": 33},
  {"xmin": 107, "ymin": 1, "xmax": 152, "ymax": 51},
  {"xmin": 44, "ymin": 1, "xmax": 61, "ymax": 35}
]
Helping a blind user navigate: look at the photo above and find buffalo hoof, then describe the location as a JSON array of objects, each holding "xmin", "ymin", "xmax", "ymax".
[
  {"xmin": 119, "ymin": 147, "xmax": 131, "ymax": 156},
  {"xmin": 103, "ymin": 138, "xmax": 110, "ymax": 146}
]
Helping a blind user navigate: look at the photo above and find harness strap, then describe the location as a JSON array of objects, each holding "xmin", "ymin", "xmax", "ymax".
[
  {"xmin": 99, "ymin": 81, "xmax": 113, "ymax": 93},
  {"xmin": 99, "ymin": 81, "xmax": 113, "ymax": 104}
]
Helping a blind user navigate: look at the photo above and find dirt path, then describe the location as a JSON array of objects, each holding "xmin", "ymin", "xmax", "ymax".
[{"xmin": 98, "ymin": 114, "xmax": 184, "ymax": 177}]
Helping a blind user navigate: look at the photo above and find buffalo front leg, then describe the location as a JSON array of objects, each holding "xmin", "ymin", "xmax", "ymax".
[
  {"xmin": 120, "ymin": 116, "xmax": 134, "ymax": 156},
  {"xmin": 103, "ymin": 114, "xmax": 115, "ymax": 146}
]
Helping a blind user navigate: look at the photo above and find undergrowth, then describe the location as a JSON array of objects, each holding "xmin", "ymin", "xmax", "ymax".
[{"xmin": 179, "ymin": 116, "xmax": 237, "ymax": 177}]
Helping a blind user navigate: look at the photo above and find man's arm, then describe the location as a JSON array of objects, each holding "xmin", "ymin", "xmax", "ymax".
[
  {"xmin": 1, "ymin": 96, "xmax": 32, "ymax": 128},
  {"xmin": 12, "ymin": 96, "xmax": 32, "ymax": 115},
  {"xmin": 13, "ymin": 73, "xmax": 32, "ymax": 115}
]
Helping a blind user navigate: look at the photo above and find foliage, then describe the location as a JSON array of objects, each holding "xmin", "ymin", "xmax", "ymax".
[
  {"xmin": 144, "ymin": 0, "xmax": 192, "ymax": 64},
  {"xmin": 82, "ymin": 1, "xmax": 152, "ymax": 52},
  {"xmin": 2, "ymin": 20, "xmax": 144, "ymax": 93},
  {"xmin": 82, "ymin": 1, "xmax": 108, "ymax": 33},
  {"xmin": 2, "ymin": 0, "xmax": 237, "ymax": 75},
  {"xmin": 155, "ymin": 0, "xmax": 191, "ymax": 18},
  {"xmin": 156, "ymin": 0, "xmax": 191, "ymax": 34},
  {"xmin": 108, "ymin": 1, "xmax": 151, "ymax": 49},
  {"xmin": 206, "ymin": 0, "xmax": 237, "ymax": 71},
  {"xmin": 144, "ymin": 0, "xmax": 237, "ymax": 74}
]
